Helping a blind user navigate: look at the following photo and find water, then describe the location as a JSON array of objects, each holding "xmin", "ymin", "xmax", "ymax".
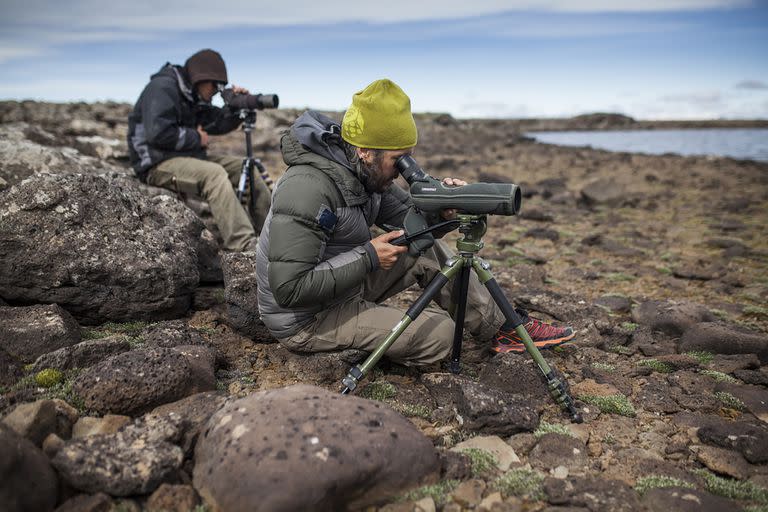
[{"xmin": 526, "ymin": 128, "xmax": 768, "ymax": 162}]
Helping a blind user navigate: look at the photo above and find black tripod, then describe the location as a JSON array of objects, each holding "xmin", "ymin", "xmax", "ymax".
[
  {"xmin": 235, "ymin": 109, "xmax": 273, "ymax": 223},
  {"xmin": 341, "ymin": 214, "xmax": 582, "ymax": 423}
]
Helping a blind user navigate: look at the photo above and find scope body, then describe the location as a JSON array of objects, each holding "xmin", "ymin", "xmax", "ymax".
[
  {"xmin": 221, "ymin": 89, "xmax": 279, "ymax": 110},
  {"xmin": 395, "ymin": 155, "xmax": 521, "ymax": 216}
]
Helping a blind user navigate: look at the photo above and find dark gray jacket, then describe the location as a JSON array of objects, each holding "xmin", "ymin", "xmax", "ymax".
[{"xmin": 256, "ymin": 111, "xmax": 413, "ymax": 338}]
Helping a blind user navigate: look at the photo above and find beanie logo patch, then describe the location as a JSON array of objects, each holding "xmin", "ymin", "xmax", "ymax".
[{"xmin": 342, "ymin": 105, "xmax": 365, "ymax": 140}]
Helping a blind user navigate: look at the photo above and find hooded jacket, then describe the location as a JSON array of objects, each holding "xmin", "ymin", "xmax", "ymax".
[
  {"xmin": 255, "ymin": 111, "xmax": 414, "ymax": 339},
  {"xmin": 127, "ymin": 63, "xmax": 241, "ymax": 180}
]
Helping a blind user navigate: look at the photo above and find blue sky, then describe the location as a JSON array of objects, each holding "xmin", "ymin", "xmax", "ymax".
[{"xmin": 1, "ymin": 0, "xmax": 767, "ymax": 119}]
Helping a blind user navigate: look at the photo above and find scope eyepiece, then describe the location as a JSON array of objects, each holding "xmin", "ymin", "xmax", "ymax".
[{"xmin": 395, "ymin": 154, "xmax": 429, "ymax": 184}]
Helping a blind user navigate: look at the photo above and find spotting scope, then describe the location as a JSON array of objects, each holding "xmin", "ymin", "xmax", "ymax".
[
  {"xmin": 221, "ymin": 88, "xmax": 279, "ymax": 110},
  {"xmin": 395, "ymin": 155, "xmax": 521, "ymax": 216}
]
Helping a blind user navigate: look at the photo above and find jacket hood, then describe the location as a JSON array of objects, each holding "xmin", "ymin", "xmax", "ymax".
[
  {"xmin": 282, "ymin": 111, "xmax": 368, "ymax": 206},
  {"xmin": 151, "ymin": 63, "xmax": 195, "ymax": 103}
]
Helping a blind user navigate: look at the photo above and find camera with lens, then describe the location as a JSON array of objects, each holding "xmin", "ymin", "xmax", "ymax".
[{"xmin": 221, "ymin": 88, "xmax": 279, "ymax": 110}]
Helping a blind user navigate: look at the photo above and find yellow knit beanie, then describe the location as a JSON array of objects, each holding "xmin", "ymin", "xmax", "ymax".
[{"xmin": 341, "ymin": 79, "xmax": 417, "ymax": 150}]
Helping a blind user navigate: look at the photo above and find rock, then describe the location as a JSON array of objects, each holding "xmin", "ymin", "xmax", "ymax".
[
  {"xmin": 733, "ymin": 368, "xmax": 768, "ymax": 386},
  {"xmin": 529, "ymin": 433, "xmax": 589, "ymax": 474},
  {"xmin": 170, "ymin": 345, "xmax": 217, "ymax": 394},
  {"xmin": 0, "ymin": 173, "xmax": 202, "ymax": 324},
  {"xmin": 694, "ymin": 444, "xmax": 753, "ymax": 479},
  {"xmin": 423, "ymin": 373, "xmax": 539, "ymax": 436},
  {"xmin": 478, "ymin": 356, "xmax": 562, "ymax": 402},
  {"xmin": 438, "ymin": 450, "xmax": 472, "ymax": 481},
  {"xmin": 72, "ymin": 414, "xmax": 131, "ymax": 438},
  {"xmin": 524, "ymin": 227, "xmax": 560, "ymax": 241},
  {"xmin": 580, "ymin": 178, "xmax": 626, "ymax": 207},
  {"xmin": 53, "ymin": 493, "xmax": 114, "ymax": 512},
  {"xmin": 140, "ymin": 320, "xmax": 209, "ymax": 349},
  {"xmin": 146, "ymin": 483, "xmax": 199, "ymax": 512},
  {"xmin": 151, "ymin": 391, "xmax": 227, "ymax": 455},
  {"xmin": 2, "ymin": 399, "xmax": 58, "ymax": 446},
  {"xmin": 31, "ymin": 335, "xmax": 131, "ymax": 372},
  {"xmin": 594, "ymin": 294, "xmax": 632, "ymax": 314},
  {"xmin": 631, "ymin": 300, "xmax": 717, "ymax": 337},
  {"xmin": 697, "ymin": 418, "xmax": 768, "ymax": 464},
  {"xmin": 543, "ymin": 475, "xmax": 642, "ymax": 512},
  {"xmin": 196, "ymin": 229, "xmax": 223, "ymax": 283},
  {"xmin": 221, "ymin": 251, "xmax": 264, "ymax": 337},
  {"xmin": 477, "ymin": 492, "xmax": 504, "ymax": 511},
  {"xmin": 72, "ymin": 347, "xmax": 198, "ymax": 415},
  {"xmin": 452, "ymin": 435, "xmax": 520, "ymax": 471},
  {"xmin": 0, "ymin": 304, "xmax": 81, "ymax": 363},
  {"xmin": 678, "ymin": 323, "xmax": 767, "ymax": 362},
  {"xmin": 451, "ymin": 479, "xmax": 486, "ymax": 508},
  {"xmin": 72, "ymin": 135, "xmax": 126, "ymax": 160},
  {"xmin": 52, "ymin": 413, "xmax": 186, "ymax": 496},
  {"xmin": 671, "ymin": 260, "xmax": 725, "ymax": 281},
  {"xmin": 0, "ymin": 423, "xmax": 58, "ymax": 512},
  {"xmin": 715, "ymin": 382, "xmax": 768, "ymax": 423},
  {"xmin": 193, "ymin": 384, "xmax": 440, "ymax": 511},
  {"xmin": 42, "ymin": 433, "xmax": 64, "ymax": 458},
  {"xmin": 0, "ymin": 346, "xmax": 22, "ymax": 386},
  {"xmin": 641, "ymin": 487, "xmax": 742, "ymax": 512}
]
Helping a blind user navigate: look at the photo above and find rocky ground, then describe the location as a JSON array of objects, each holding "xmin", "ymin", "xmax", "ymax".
[{"xmin": 0, "ymin": 100, "xmax": 767, "ymax": 512}]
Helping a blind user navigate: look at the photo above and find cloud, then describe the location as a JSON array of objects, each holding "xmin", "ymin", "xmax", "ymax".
[
  {"xmin": 0, "ymin": 46, "xmax": 46, "ymax": 64},
  {"xmin": 735, "ymin": 80, "xmax": 768, "ymax": 90},
  {"xmin": 659, "ymin": 92, "xmax": 723, "ymax": 106}
]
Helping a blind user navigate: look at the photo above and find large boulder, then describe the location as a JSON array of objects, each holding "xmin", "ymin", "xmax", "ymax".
[
  {"xmin": 31, "ymin": 335, "xmax": 131, "ymax": 372},
  {"xmin": 72, "ymin": 346, "xmax": 215, "ymax": 416},
  {"xmin": 0, "ymin": 173, "xmax": 202, "ymax": 323},
  {"xmin": 0, "ymin": 423, "xmax": 59, "ymax": 512},
  {"xmin": 0, "ymin": 304, "xmax": 81, "ymax": 363},
  {"xmin": 631, "ymin": 300, "xmax": 717, "ymax": 337},
  {"xmin": 679, "ymin": 322, "xmax": 767, "ymax": 362},
  {"xmin": 221, "ymin": 251, "xmax": 263, "ymax": 337},
  {"xmin": 193, "ymin": 384, "xmax": 440, "ymax": 511}
]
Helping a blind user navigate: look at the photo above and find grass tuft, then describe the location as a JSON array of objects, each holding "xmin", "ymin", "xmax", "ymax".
[
  {"xmin": 34, "ymin": 368, "xmax": 63, "ymax": 388},
  {"xmin": 534, "ymin": 421, "xmax": 574, "ymax": 438},
  {"xmin": 579, "ymin": 394, "xmax": 636, "ymax": 417},
  {"xmin": 399, "ymin": 480, "xmax": 459, "ymax": 505},
  {"xmin": 591, "ymin": 362, "xmax": 616, "ymax": 372},
  {"xmin": 686, "ymin": 351, "xmax": 714, "ymax": 365},
  {"xmin": 492, "ymin": 469, "xmax": 545, "ymax": 500},
  {"xmin": 391, "ymin": 402, "xmax": 432, "ymax": 420},
  {"xmin": 637, "ymin": 359, "xmax": 674, "ymax": 373},
  {"xmin": 714, "ymin": 391, "xmax": 746, "ymax": 411},
  {"xmin": 360, "ymin": 381, "xmax": 397, "ymax": 401},
  {"xmin": 459, "ymin": 448, "xmax": 498, "ymax": 477},
  {"xmin": 694, "ymin": 469, "xmax": 768, "ymax": 504},
  {"xmin": 634, "ymin": 475, "xmax": 695, "ymax": 495},
  {"xmin": 609, "ymin": 345, "xmax": 634, "ymax": 355},
  {"xmin": 621, "ymin": 322, "xmax": 639, "ymax": 332},
  {"xmin": 700, "ymin": 369, "xmax": 737, "ymax": 383}
]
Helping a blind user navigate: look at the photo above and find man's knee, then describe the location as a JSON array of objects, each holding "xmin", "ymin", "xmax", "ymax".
[
  {"xmin": 201, "ymin": 164, "xmax": 232, "ymax": 194},
  {"xmin": 407, "ymin": 314, "xmax": 453, "ymax": 365}
]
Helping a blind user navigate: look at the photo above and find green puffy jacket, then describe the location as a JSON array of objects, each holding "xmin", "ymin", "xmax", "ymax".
[{"xmin": 255, "ymin": 111, "xmax": 412, "ymax": 339}]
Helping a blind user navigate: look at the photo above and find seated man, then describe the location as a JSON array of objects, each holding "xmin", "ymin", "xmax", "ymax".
[
  {"xmin": 256, "ymin": 79, "xmax": 574, "ymax": 365},
  {"xmin": 127, "ymin": 48, "xmax": 270, "ymax": 251}
]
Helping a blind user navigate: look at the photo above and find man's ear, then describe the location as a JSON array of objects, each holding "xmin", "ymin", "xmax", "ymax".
[{"xmin": 356, "ymin": 147, "xmax": 372, "ymax": 164}]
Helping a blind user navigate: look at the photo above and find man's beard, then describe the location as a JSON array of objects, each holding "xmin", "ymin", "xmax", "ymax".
[{"xmin": 357, "ymin": 153, "xmax": 389, "ymax": 194}]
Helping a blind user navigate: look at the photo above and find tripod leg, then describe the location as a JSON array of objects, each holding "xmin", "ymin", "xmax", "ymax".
[
  {"xmin": 253, "ymin": 159, "xmax": 273, "ymax": 190},
  {"xmin": 448, "ymin": 263, "xmax": 471, "ymax": 374},
  {"xmin": 472, "ymin": 260, "xmax": 583, "ymax": 423},
  {"xmin": 341, "ymin": 258, "xmax": 464, "ymax": 394},
  {"xmin": 237, "ymin": 158, "xmax": 250, "ymax": 201}
]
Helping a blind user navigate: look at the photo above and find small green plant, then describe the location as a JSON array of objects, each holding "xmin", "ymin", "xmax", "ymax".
[
  {"xmin": 534, "ymin": 421, "xmax": 574, "ymax": 438},
  {"xmin": 591, "ymin": 362, "xmax": 616, "ymax": 372},
  {"xmin": 621, "ymin": 322, "xmax": 639, "ymax": 332},
  {"xmin": 34, "ymin": 368, "xmax": 63, "ymax": 388},
  {"xmin": 360, "ymin": 381, "xmax": 397, "ymax": 401},
  {"xmin": 710, "ymin": 309, "xmax": 730, "ymax": 321},
  {"xmin": 744, "ymin": 305, "xmax": 768, "ymax": 319},
  {"xmin": 694, "ymin": 469, "xmax": 768, "ymax": 504},
  {"xmin": 391, "ymin": 402, "xmax": 432, "ymax": 420},
  {"xmin": 45, "ymin": 378, "xmax": 86, "ymax": 413},
  {"xmin": 637, "ymin": 359, "xmax": 674, "ymax": 373},
  {"xmin": 579, "ymin": 394, "xmax": 636, "ymax": 417},
  {"xmin": 605, "ymin": 272, "xmax": 636, "ymax": 282},
  {"xmin": 492, "ymin": 469, "xmax": 545, "ymax": 500},
  {"xmin": 602, "ymin": 433, "xmax": 616, "ymax": 445},
  {"xmin": 634, "ymin": 475, "xmax": 694, "ymax": 495},
  {"xmin": 609, "ymin": 345, "xmax": 634, "ymax": 355},
  {"xmin": 193, "ymin": 505, "xmax": 211, "ymax": 512},
  {"xmin": 686, "ymin": 351, "xmax": 714, "ymax": 365},
  {"xmin": 82, "ymin": 321, "xmax": 149, "ymax": 339},
  {"xmin": 399, "ymin": 480, "xmax": 459, "ymax": 505},
  {"xmin": 656, "ymin": 266, "xmax": 672, "ymax": 275},
  {"xmin": 460, "ymin": 448, "xmax": 498, "ymax": 477},
  {"xmin": 700, "ymin": 369, "xmax": 737, "ymax": 383},
  {"xmin": 660, "ymin": 252, "xmax": 674, "ymax": 261},
  {"xmin": 715, "ymin": 391, "xmax": 746, "ymax": 411},
  {"xmin": 589, "ymin": 259, "xmax": 605, "ymax": 267}
]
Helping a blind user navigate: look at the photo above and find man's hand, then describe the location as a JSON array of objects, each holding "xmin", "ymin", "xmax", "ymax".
[
  {"xmin": 440, "ymin": 177, "xmax": 467, "ymax": 220},
  {"xmin": 370, "ymin": 230, "xmax": 407, "ymax": 270},
  {"xmin": 230, "ymin": 85, "xmax": 249, "ymax": 95},
  {"xmin": 197, "ymin": 125, "xmax": 209, "ymax": 148}
]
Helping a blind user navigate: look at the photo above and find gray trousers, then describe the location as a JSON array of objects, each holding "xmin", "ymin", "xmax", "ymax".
[
  {"xmin": 281, "ymin": 240, "xmax": 506, "ymax": 366},
  {"xmin": 147, "ymin": 155, "xmax": 271, "ymax": 251}
]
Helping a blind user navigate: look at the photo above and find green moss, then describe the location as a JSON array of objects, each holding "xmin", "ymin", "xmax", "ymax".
[
  {"xmin": 391, "ymin": 402, "xmax": 432, "ymax": 420},
  {"xmin": 744, "ymin": 305, "xmax": 768, "ymax": 319},
  {"xmin": 591, "ymin": 362, "xmax": 616, "ymax": 372},
  {"xmin": 621, "ymin": 322, "xmax": 639, "ymax": 332},
  {"xmin": 492, "ymin": 469, "xmax": 545, "ymax": 500},
  {"xmin": 45, "ymin": 378, "xmax": 86, "ymax": 413},
  {"xmin": 637, "ymin": 359, "xmax": 674, "ymax": 373},
  {"xmin": 686, "ymin": 351, "xmax": 714, "ymax": 365},
  {"xmin": 34, "ymin": 368, "xmax": 63, "ymax": 388},
  {"xmin": 660, "ymin": 252, "xmax": 674, "ymax": 262},
  {"xmin": 82, "ymin": 321, "xmax": 150, "ymax": 340},
  {"xmin": 694, "ymin": 469, "xmax": 768, "ymax": 504},
  {"xmin": 710, "ymin": 309, "xmax": 730, "ymax": 321},
  {"xmin": 534, "ymin": 421, "xmax": 574, "ymax": 438},
  {"xmin": 399, "ymin": 480, "xmax": 459, "ymax": 505},
  {"xmin": 459, "ymin": 448, "xmax": 498, "ymax": 477},
  {"xmin": 579, "ymin": 394, "xmax": 636, "ymax": 417},
  {"xmin": 360, "ymin": 381, "xmax": 397, "ymax": 401},
  {"xmin": 609, "ymin": 345, "xmax": 634, "ymax": 355},
  {"xmin": 714, "ymin": 391, "xmax": 746, "ymax": 411},
  {"xmin": 656, "ymin": 266, "xmax": 673, "ymax": 275},
  {"xmin": 589, "ymin": 259, "xmax": 605, "ymax": 267},
  {"xmin": 700, "ymin": 369, "xmax": 737, "ymax": 383},
  {"xmin": 605, "ymin": 272, "xmax": 636, "ymax": 282},
  {"xmin": 634, "ymin": 475, "xmax": 694, "ymax": 495},
  {"xmin": 744, "ymin": 505, "xmax": 768, "ymax": 512}
]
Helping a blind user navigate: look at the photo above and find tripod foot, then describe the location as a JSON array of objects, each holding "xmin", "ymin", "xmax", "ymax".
[{"xmin": 340, "ymin": 366, "xmax": 363, "ymax": 395}]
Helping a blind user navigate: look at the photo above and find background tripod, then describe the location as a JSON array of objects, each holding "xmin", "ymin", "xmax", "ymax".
[
  {"xmin": 235, "ymin": 108, "xmax": 273, "ymax": 225},
  {"xmin": 341, "ymin": 214, "xmax": 583, "ymax": 423}
]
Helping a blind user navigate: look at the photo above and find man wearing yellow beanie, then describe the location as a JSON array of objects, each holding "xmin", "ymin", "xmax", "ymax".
[{"xmin": 254, "ymin": 79, "xmax": 574, "ymax": 364}]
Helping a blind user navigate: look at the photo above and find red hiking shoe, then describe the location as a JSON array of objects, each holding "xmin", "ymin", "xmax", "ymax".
[{"xmin": 492, "ymin": 317, "xmax": 575, "ymax": 353}]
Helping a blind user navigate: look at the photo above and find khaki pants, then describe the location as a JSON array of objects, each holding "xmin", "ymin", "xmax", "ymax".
[
  {"xmin": 282, "ymin": 240, "xmax": 506, "ymax": 366},
  {"xmin": 147, "ymin": 155, "xmax": 271, "ymax": 251}
]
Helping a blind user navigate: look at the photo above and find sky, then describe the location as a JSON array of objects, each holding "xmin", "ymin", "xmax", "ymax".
[{"xmin": 1, "ymin": 0, "xmax": 767, "ymax": 119}]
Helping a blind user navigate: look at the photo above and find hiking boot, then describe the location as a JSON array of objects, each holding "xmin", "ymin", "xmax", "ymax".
[{"xmin": 492, "ymin": 317, "xmax": 575, "ymax": 354}]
